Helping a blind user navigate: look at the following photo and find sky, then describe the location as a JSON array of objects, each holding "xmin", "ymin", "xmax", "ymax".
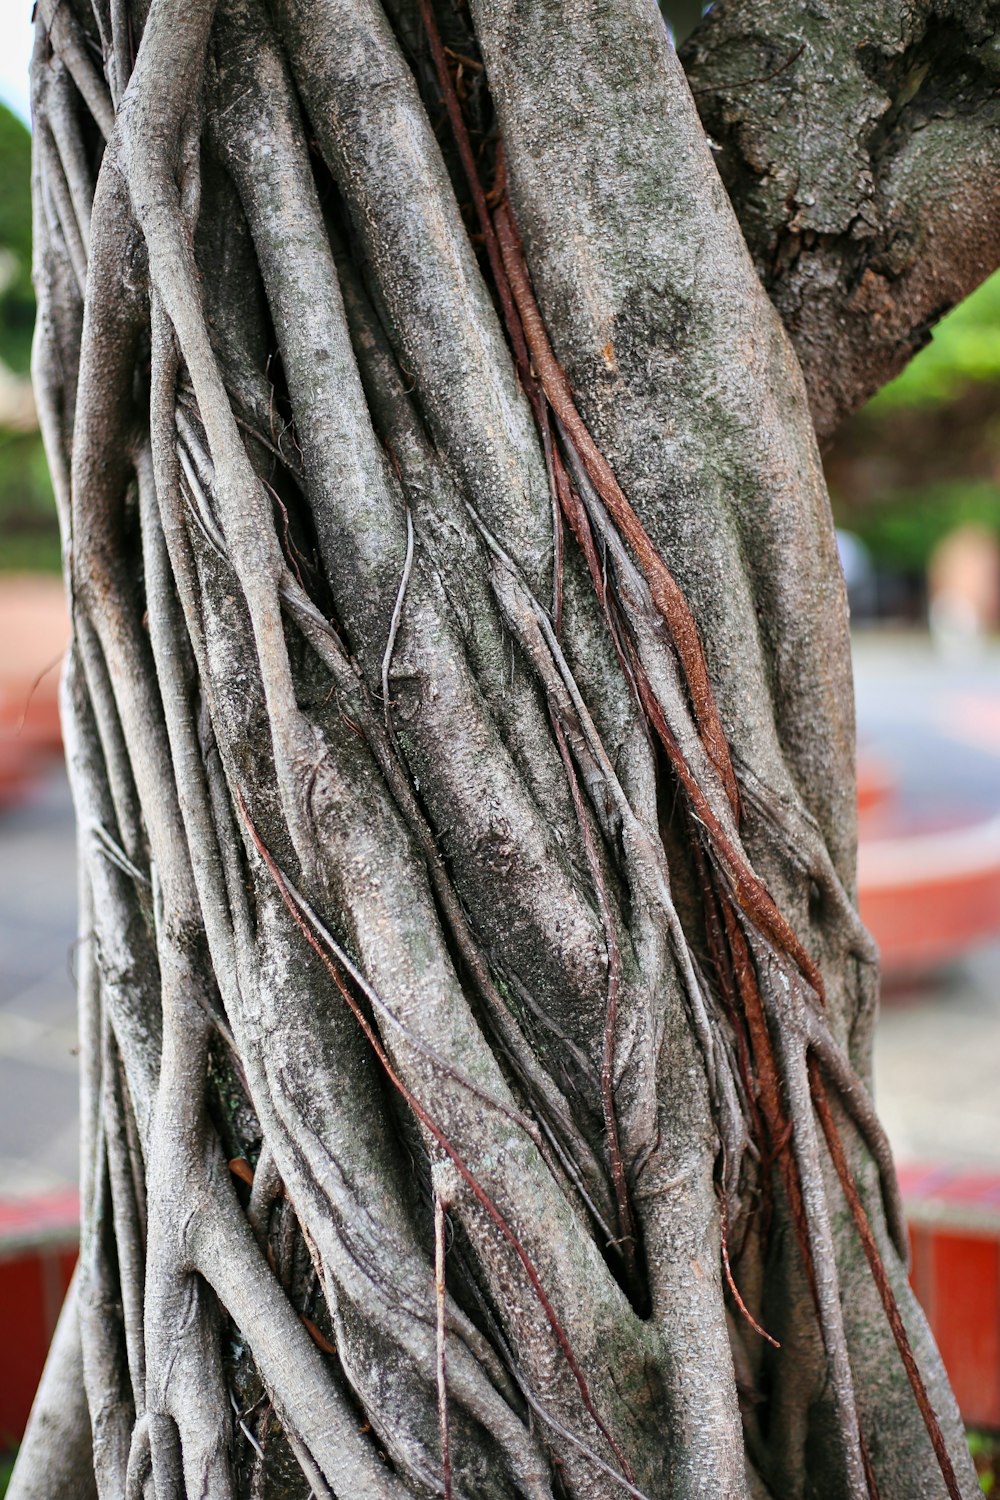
[{"xmin": 0, "ymin": 4, "xmax": 35, "ymax": 126}]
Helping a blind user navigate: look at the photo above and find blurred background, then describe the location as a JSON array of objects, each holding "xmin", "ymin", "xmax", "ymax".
[{"xmin": 0, "ymin": 6, "xmax": 998, "ymax": 1490}]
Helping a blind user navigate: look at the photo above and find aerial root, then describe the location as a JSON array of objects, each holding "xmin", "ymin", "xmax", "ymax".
[
  {"xmin": 434, "ymin": 1192, "xmax": 453, "ymax": 1500},
  {"xmin": 550, "ymin": 709, "xmax": 641, "ymax": 1297},
  {"xmin": 415, "ymin": 40, "xmax": 969, "ymax": 1497},
  {"xmin": 238, "ymin": 791, "xmax": 639, "ymax": 1490},
  {"xmin": 809, "ymin": 1061, "xmax": 963, "ymax": 1500}
]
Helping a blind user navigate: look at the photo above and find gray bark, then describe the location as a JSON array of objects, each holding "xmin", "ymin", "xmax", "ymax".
[
  {"xmin": 681, "ymin": 0, "xmax": 1000, "ymax": 440},
  {"xmin": 6, "ymin": 1270, "xmax": 97, "ymax": 1500},
  {"xmin": 9, "ymin": 0, "xmax": 984, "ymax": 1497}
]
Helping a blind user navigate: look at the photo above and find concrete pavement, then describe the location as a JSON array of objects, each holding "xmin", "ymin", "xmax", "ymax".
[{"xmin": 0, "ymin": 767, "xmax": 78, "ymax": 1201}]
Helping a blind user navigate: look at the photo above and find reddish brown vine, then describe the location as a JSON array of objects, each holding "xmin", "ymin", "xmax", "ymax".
[
  {"xmin": 238, "ymin": 791, "xmax": 638, "ymax": 1489},
  {"xmin": 493, "ymin": 203, "xmax": 742, "ymax": 825},
  {"xmin": 810, "ymin": 1060, "xmax": 963, "ymax": 1500}
]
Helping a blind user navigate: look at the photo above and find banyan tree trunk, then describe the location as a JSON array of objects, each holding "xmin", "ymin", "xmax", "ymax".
[{"xmin": 11, "ymin": 0, "xmax": 979, "ymax": 1496}]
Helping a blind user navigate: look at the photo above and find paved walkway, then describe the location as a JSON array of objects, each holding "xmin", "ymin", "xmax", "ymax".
[
  {"xmin": 0, "ymin": 632, "xmax": 998, "ymax": 1204},
  {"xmin": 875, "ymin": 938, "xmax": 1000, "ymax": 1168},
  {"xmin": 0, "ymin": 767, "xmax": 78, "ymax": 1200},
  {"xmin": 854, "ymin": 633, "xmax": 1000, "ymax": 1165}
]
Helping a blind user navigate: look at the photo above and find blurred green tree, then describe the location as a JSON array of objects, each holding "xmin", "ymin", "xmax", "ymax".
[
  {"xmin": 0, "ymin": 102, "xmax": 58, "ymax": 571},
  {"xmin": 830, "ymin": 273, "xmax": 1000, "ymax": 574},
  {"xmin": 871, "ymin": 270, "xmax": 1000, "ymax": 413},
  {"xmin": 0, "ymin": 102, "xmax": 34, "ymax": 376}
]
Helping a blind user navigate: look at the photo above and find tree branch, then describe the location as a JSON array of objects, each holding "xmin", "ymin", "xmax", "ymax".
[{"xmin": 682, "ymin": 0, "xmax": 1000, "ymax": 440}]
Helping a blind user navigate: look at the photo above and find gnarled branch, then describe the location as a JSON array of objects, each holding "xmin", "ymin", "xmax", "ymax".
[{"xmin": 682, "ymin": 0, "xmax": 1000, "ymax": 439}]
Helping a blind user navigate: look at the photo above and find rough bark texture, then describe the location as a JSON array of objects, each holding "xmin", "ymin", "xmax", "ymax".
[
  {"xmin": 9, "ymin": 1, "xmax": 984, "ymax": 1497},
  {"xmin": 682, "ymin": 0, "xmax": 1000, "ymax": 440}
]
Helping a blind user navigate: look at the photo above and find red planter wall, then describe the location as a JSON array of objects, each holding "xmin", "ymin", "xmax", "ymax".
[
  {"xmin": 0, "ymin": 1191, "xmax": 78, "ymax": 1447},
  {"xmin": 901, "ymin": 1165, "xmax": 1000, "ymax": 1430},
  {"xmin": 3, "ymin": 1174, "xmax": 1000, "ymax": 1445}
]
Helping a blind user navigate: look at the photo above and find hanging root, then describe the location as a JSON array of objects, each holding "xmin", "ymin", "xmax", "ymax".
[
  {"xmin": 434, "ymin": 1192, "xmax": 454, "ymax": 1500},
  {"xmin": 809, "ymin": 1061, "xmax": 963, "ymax": 1500},
  {"xmin": 423, "ymin": 49, "xmax": 969, "ymax": 1493},
  {"xmin": 239, "ymin": 791, "xmax": 639, "ymax": 1491}
]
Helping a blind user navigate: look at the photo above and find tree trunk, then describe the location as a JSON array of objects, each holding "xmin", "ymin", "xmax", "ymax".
[{"xmin": 11, "ymin": 1, "xmax": 983, "ymax": 1496}]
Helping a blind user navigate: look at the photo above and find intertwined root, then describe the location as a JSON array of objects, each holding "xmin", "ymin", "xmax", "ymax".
[{"xmin": 16, "ymin": 1, "xmax": 975, "ymax": 1497}]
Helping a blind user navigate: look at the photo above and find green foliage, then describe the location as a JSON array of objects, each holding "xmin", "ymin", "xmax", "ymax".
[
  {"xmin": 0, "ymin": 1450, "xmax": 14, "ymax": 1497},
  {"xmin": 869, "ymin": 270, "xmax": 1000, "ymax": 413},
  {"xmin": 0, "ymin": 427, "xmax": 59, "ymax": 572},
  {"xmin": 968, "ymin": 1430, "xmax": 999, "ymax": 1495},
  {"xmin": 846, "ymin": 479, "xmax": 1000, "ymax": 570},
  {"xmin": 831, "ymin": 269, "xmax": 1000, "ymax": 573},
  {"xmin": 0, "ymin": 100, "xmax": 57, "ymax": 575},
  {"xmin": 0, "ymin": 102, "xmax": 34, "ymax": 376}
]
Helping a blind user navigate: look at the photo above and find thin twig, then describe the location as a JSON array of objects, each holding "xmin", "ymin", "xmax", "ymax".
[
  {"xmin": 434, "ymin": 1192, "xmax": 453, "ymax": 1500},
  {"xmin": 551, "ymin": 711, "xmax": 640, "ymax": 1294},
  {"xmin": 89, "ymin": 822, "xmax": 151, "ymax": 887},
  {"xmin": 8, "ymin": 645, "xmax": 68, "ymax": 737},
  {"xmin": 718, "ymin": 1178, "xmax": 779, "ymax": 1349},
  {"xmin": 382, "ymin": 506, "xmax": 415, "ymax": 735}
]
